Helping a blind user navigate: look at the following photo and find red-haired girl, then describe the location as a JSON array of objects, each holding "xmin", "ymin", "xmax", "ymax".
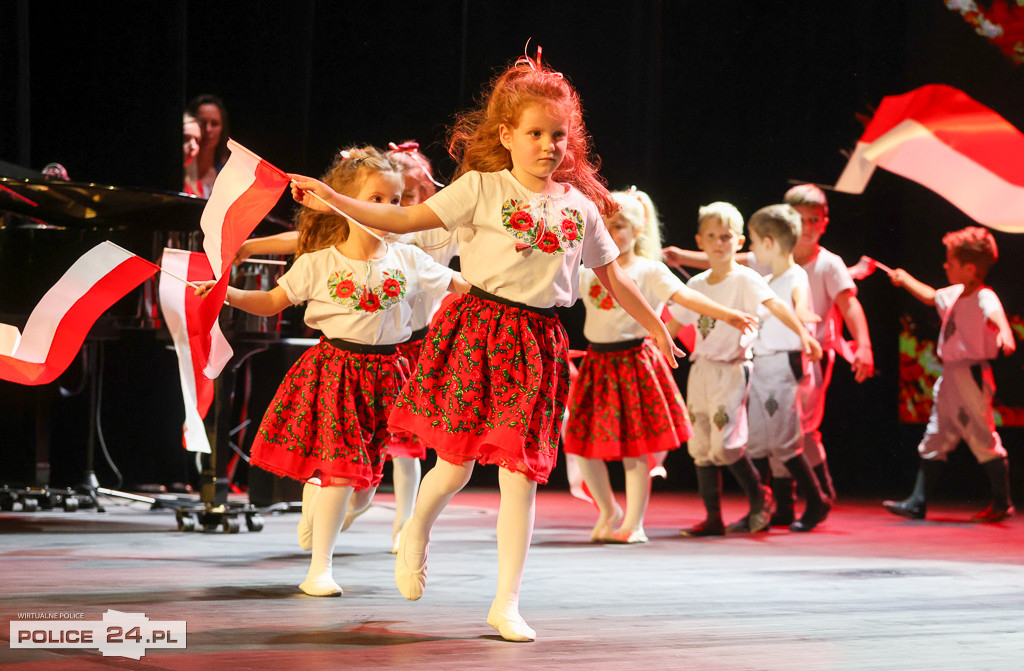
[{"xmin": 289, "ymin": 54, "xmax": 681, "ymax": 642}]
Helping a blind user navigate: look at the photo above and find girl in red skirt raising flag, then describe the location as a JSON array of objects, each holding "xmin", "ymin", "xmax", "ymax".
[
  {"xmin": 289, "ymin": 52, "xmax": 682, "ymax": 642},
  {"xmin": 197, "ymin": 146, "xmax": 465, "ymax": 597},
  {"xmin": 564, "ymin": 188, "xmax": 756, "ymax": 544}
]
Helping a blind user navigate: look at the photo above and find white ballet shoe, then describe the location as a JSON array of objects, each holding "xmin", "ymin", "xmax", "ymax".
[
  {"xmin": 589, "ymin": 505, "xmax": 624, "ymax": 541},
  {"xmin": 394, "ymin": 520, "xmax": 427, "ymax": 601},
  {"xmin": 299, "ymin": 574, "xmax": 342, "ymax": 597},
  {"xmin": 603, "ymin": 527, "xmax": 649, "ymax": 544},
  {"xmin": 486, "ymin": 607, "xmax": 536, "ymax": 642},
  {"xmin": 390, "ymin": 527, "xmax": 401, "ymax": 555}
]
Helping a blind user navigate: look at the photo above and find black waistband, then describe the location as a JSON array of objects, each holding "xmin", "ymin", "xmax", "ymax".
[
  {"xmin": 588, "ymin": 338, "xmax": 647, "ymax": 353},
  {"xmin": 406, "ymin": 326, "xmax": 430, "ymax": 343},
  {"xmin": 469, "ymin": 286, "xmax": 557, "ymax": 318},
  {"xmin": 325, "ymin": 338, "xmax": 397, "ymax": 355}
]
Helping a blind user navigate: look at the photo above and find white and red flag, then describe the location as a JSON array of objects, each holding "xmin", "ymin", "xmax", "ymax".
[
  {"xmin": 0, "ymin": 242, "xmax": 158, "ymax": 386},
  {"xmin": 835, "ymin": 84, "xmax": 1024, "ymax": 233},
  {"xmin": 190, "ymin": 140, "xmax": 291, "ymax": 377},
  {"xmin": 158, "ymin": 248, "xmax": 232, "ymax": 453}
]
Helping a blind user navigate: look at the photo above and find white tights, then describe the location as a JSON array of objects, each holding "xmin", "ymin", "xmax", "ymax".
[
  {"xmin": 574, "ymin": 455, "xmax": 650, "ymax": 535},
  {"xmin": 391, "ymin": 456, "xmax": 422, "ymax": 538},
  {"xmin": 403, "ymin": 459, "xmax": 537, "ymax": 623}
]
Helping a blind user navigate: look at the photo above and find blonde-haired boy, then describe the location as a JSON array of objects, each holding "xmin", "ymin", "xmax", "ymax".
[{"xmin": 745, "ymin": 204, "xmax": 830, "ymax": 531}]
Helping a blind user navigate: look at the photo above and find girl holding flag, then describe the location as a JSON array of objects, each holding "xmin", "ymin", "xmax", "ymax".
[{"xmin": 196, "ymin": 146, "xmax": 466, "ymax": 597}]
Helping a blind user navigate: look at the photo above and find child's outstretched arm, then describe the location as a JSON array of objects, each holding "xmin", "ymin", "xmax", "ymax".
[
  {"xmin": 987, "ymin": 307, "xmax": 1017, "ymax": 357},
  {"xmin": 835, "ymin": 289, "xmax": 874, "ymax": 382},
  {"xmin": 670, "ymin": 286, "xmax": 758, "ymax": 333},
  {"xmin": 233, "ymin": 231, "xmax": 298, "ymax": 265},
  {"xmin": 792, "ymin": 284, "xmax": 821, "ymax": 324},
  {"xmin": 194, "ymin": 281, "xmax": 291, "ymax": 316},
  {"xmin": 289, "ymin": 175, "xmax": 443, "ymax": 234},
  {"xmin": 593, "ymin": 261, "xmax": 685, "ymax": 367},
  {"xmin": 763, "ymin": 297, "xmax": 823, "ymax": 362},
  {"xmin": 888, "ymin": 268, "xmax": 936, "ymax": 305},
  {"xmin": 662, "ymin": 246, "xmax": 753, "ymax": 271}
]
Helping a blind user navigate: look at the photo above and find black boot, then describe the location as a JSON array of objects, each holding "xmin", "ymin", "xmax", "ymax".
[
  {"xmin": 753, "ymin": 457, "xmax": 771, "ymax": 484},
  {"xmin": 770, "ymin": 477, "xmax": 795, "ymax": 526},
  {"xmin": 882, "ymin": 459, "xmax": 944, "ymax": 519},
  {"xmin": 726, "ymin": 455, "xmax": 775, "ymax": 533},
  {"xmin": 972, "ymin": 457, "xmax": 1016, "ymax": 523},
  {"xmin": 813, "ymin": 460, "xmax": 836, "ymax": 501},
  {"xmin": 681, "ymin": 465, "xmax": 725, "ymax": 537},
  {"xmin": 785, "ymin": 454, "xmax": 830, "ymax": 532}
]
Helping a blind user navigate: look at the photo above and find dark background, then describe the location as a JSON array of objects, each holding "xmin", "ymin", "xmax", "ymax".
[{"xmin": 2, "ymin": 0, "xmax": 1023, "ymax": 504}]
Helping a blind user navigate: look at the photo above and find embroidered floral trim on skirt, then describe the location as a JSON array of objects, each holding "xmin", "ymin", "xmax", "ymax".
[
  {"xmin": 563, "ymin": 339, "xmax": 692, "ymax": 460},
  {"xmin": 250, "ymin": 337, "xmax": 408, "ymax": 490},
  {"xmin": 387, "ymin": 336, "xmax": 427, "ymax": 460},
  {"xmin": 388, "ymin": 293, "xmax": 570, "ymax": 484}
]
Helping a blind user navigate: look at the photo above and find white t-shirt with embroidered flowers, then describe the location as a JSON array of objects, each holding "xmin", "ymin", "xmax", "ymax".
[
  {"xmin": 392, "ymin": 228, "xmax": 460, "ymax": 331},
  {"xmin": 277, "ymin": 242, "xmax": 453, "ymax": 345},
  {"xmin": 935, "ymin": 284, "xmax": 1004, "ymax": 362},
  {"xmin": 668, "ymin": 265, "xmax": 775, "ymax": 362},
  {"xmin": 423, "ymin": 170, "xmax": 619, "ymax": 308},
  {"xmin": 579, "ymin": 257, "xmax": 685, "ymax": 343}
]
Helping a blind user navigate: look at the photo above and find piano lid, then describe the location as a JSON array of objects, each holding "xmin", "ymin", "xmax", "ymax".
[{"xmin": 0, "ymin": 176, "xmax": 206, "ymax": 231}]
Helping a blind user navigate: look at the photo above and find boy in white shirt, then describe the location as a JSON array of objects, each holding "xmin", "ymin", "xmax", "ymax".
[
  {"xmin": 745, "ymin": 204, "xmax": 830, "ymax": 532},
  {"xmin": 883, "ymin": 226, "xmax": 1016, "ymax": 522},
  {"xmin": 670, "ymin": 202, "xmax": 821, "ymax": 536}
]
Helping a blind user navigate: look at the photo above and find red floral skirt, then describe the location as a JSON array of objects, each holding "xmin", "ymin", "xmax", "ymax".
[
  {"xmin": 563, "ymin": 339, "xmax": 692, "ymax": 460},
  {"xmin": 388, "ymin": 293, "xmax": 570, "ymax": 484},
  {"xmin": 250, "ymin": 337, "xmax": 407, "ymax": 490},
  {"xmin": 387, "ymin": 336, "xmax": 427, "ymax": 460}
]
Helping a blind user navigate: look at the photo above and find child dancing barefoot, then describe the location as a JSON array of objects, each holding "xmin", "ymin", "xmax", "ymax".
[
  {"xmin": 198, "ymin": 146, "xmax": 464, "ymax": 596},
  {"xmin": 289, "ymin": 53, "xmax": 681, "ymax": 641},
  {"xmin": 564, "ymin": 188, "xmax": 756, "ymax": 543}
]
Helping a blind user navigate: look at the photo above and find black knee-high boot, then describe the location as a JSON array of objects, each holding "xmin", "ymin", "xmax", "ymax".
[
  {"xmin": 813, "ymin": 460, "xmax": 836, "ymax": 501},
  {"xmin": 972, "ymin": 457, "xmax": 1015, "ymax": 523},
  {"xmin": 882, "ymin": 459, "xmax": 944, "ymax": 519},
  {"xmin": 681, "ymin": 465, "xmax": 725, "ymax": 537},
  {"xmin": 770, "ymin": 478, "xmax": 795, "ymax": 526},
  {"xmin": 726, "ymin": 455, "xmax": 775, "ymax": 533},
  {"xmin": 785, "ymin": 454, "xmax": 830, "ymax": 532}
]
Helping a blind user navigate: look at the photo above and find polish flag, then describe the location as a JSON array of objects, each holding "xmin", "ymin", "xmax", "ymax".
[
  {"xmin": 0, "ymin": 242, "xmax": 158, "ymax": 386},
  {"xmin": 192, "ymin": 140, "xmax": 290, "ymax": 378},
  {"xmin": 159, "ymin": 248, "xmax": 232, "ymax": 453},
  {"xmin": 835, "ymin": 84, "xmax": 1024, "ymax": 233}
]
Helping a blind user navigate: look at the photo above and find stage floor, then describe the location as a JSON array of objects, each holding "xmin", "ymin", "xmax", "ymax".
[{"xmin": 2, "ymin": 489, "xmax": 1023, "ymax": 670}]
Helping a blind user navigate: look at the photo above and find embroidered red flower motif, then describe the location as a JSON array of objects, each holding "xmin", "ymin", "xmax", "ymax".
[
  {"xmin": 359, "ymin": 290, "xmax": 381, "ymax": 312},
  {"xmin": 537, "ymin": 231, "xmax": 560, "ymax": 253},
  {"xmin": 334, "ymin": 280, "xmax": 356, "ymax": 299},
  {"xmin": 561, "ymin": 218, "xmax": 579, "ymax": 241},
  {"xmin": 589, "ymin": 284, "xmax": 603, "ymax": 298},
  {"xmin": 600, "ymin": 296, "xmax": 615, "ymax": 310},
  {"xmin": 382, "ymin": 278, "xmax": 402, "ymax": 297},
  {"xmin": 510, "ymin": 210, "xmax": 534, "ymax": 231}
]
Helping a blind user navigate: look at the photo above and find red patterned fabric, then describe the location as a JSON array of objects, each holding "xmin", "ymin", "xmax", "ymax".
[
  {"xmin": 388, "ymin": 293, "xmax": 570, "ymax": 484},
  {"xmin": 564, "ymin": 339, "xmax": 692, "ymax": 460},
  {"xmin": 250, "ymin": 337, "xmax": 407, "ymax": 490},
  {"xmin": 387, "ymin": 336, "xmax": 428, "ymax": 460}
]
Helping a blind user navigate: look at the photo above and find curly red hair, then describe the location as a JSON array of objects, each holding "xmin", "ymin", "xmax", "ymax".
[{"xmin": 446, "ymin": 57, "xmax": 614, "ymax": 216}]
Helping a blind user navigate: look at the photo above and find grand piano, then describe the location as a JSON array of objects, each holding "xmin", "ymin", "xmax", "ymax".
[{"xmin": 0, "ymin": 168, "xmax": 296, "ymax": 524}]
